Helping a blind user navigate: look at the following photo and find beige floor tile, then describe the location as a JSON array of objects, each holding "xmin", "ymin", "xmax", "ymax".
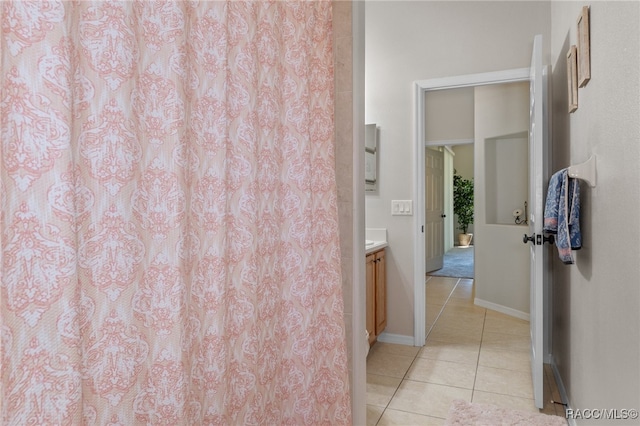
[
  {"xmin": 425, "ymin": 302, "xmax": 444, "ymax": 315},
  {"xmin": 426, "ymin": 281, "xmax": 455, "ymax": 290},
  {"xmin": 451, "ymin": 292, "xmax": 473, "ymax": 299},
  {"xmin": 472, "ymin": 390, "xmax": 539, "ymax": 413},
  {"xmin": 367, "ymin": 405, "xmax": 385, "ymax": 426},
  {"xmin": 450, "ymin": 279, "xmax": 474, "ymax": 298},
  {"xmin": 388, "ymin": 380, "xmax": 472, "ymax": 419},
  {"xmin": 367, "ymin": 373, "xmax": 403, "ymax": 407},
  {"xmin": 485, "ymin": 309, "xmax": 519, "ymax": 318},
  {"xmin": 426, "ymin": 304, "xmax": 443, "ymax": 330},
  {"xmin": 426, "ymin": 324, "xmax": 436, "ymax": 336},
  {"xmin": 474, "ymin": 365, "xmax": 534, "ymax": 399},
  {"xmin": 483, "ymin": 314, "xmax": 530, "ymax": 336},
  {"xmin": 407, "ymin": 358, "xmax": 477, "ymax": 389},
  {"xmin": 457, "ymin": 278, "xmax": 474, "ymax": 287},
  {"xmin": 367, "ymin": 278, "xmax": 565, "ymax": 423},
  {"xmin": 428, "ymin": 324, "xmax": 483, "ymax": 344},
  {"xmin": 441, "ymin": 303, "xmax": 487, "ymax": 316},
  {"xmin": 426, "ymin": 285, "xmax": 454, "ymax": 296},
  {"xmin": 481, "ymin": 330, "xmax": 530, "ymax": 352},
  {"xmin": 427, "ymin": 300, "xmax": 451, "ymax": 311},
  {"xmin": 426, "ymin": 297, "xmax": 450, "ymax": 309},
  {"xmin": 426, "ymin": 303, "xmax": 444, "ymax": 315},
  {"xmin": 425, "ymin": 289, "xmax": 455, "ymax": 299},
  {"xmin": 443, "ymin": 296, "xmax": 476, "ymax": 307},
  {"xmin": 426, "ymin": 323, "xmax": 436, "ymax": 335},
  {"xmin": 427, "ymin": 276, "xmax": 460, "ymax": 288},
  {"xmin": 377, "ymin": 408, "xmax": 445, "ymax": 425},
  {"xmin": 369, "ymin": 341, "xmax": 421, "ymax": 358},
  {"xmin": 438, "ymin": 307, "xmax": 485, "ymax": 322},
  {"xmin": 433, "ymin": 312, "xmax": 485, "ymax": 333},
  {"xmin": 418, "ymin": 340, "xmax": 480, "ymax": 365},
  {"xmin": 367, "ymin": 349, "xmax": 415, "ymax": 378},
  {"xmin": 478, "ymin": 348, "xmax": 531, "ymax": 372}
]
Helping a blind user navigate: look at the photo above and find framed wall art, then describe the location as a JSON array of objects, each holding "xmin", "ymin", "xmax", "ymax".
[
  {"xmin": 567, "ymin": 45, "xmax": 578, "ymax": 113},
  {"xmin": 577, "ymin": 6, "xmax": 591, "ymax": 87}
]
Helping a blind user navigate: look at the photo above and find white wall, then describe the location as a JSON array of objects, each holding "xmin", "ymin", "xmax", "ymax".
[
  {"xmin": 425, "ymin": 88, "xmax": 474, "ymax": 142},
  {"xmin": 549, "ymin": 2, "xmax": 640, "ymax": 419},
  {"xmin": 485, "ymin": 134, "xmax": 528, "ymax": 225},
  {"xmin": 452, "ymin": 144, "xmax": 475, "ymax": 236},
  {"xmin": 365, "ymin": 1, "xmax": 550, "ymax": 338},
  {"xmin": 453, "ymin": 144, "xmax": 474, "ymax": 181},
  {"xmin": 424, "ymin": 87, "xmax": 474, "ymax": 251}
]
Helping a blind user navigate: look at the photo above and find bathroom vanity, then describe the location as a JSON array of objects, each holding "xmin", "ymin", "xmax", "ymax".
[
  {"xmin": 365, "ymin": 228, "xmax": 388, "ymax": 346},
  {"xmin": 366, "ymin": 247, "xmax": 386, "ymax": 345}
]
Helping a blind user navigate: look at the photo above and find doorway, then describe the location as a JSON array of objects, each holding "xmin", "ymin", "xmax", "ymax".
[
  {"xmin": 412, "ymin": 68, "xmax": 531, "ymax": 346},
  {"xmin": 425, "ymin": 142, "xmax": 475, "ymax": 280}
]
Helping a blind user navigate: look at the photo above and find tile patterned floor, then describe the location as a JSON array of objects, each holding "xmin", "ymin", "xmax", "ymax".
[{"xmin": 366, "ymin": 276, "xmax": 567, "ymax": 425}]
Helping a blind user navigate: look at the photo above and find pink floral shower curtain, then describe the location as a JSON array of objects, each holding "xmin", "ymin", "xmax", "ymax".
[{"xmin": 0, "ymin": 1, "xmax": 351, "ymax": 424}]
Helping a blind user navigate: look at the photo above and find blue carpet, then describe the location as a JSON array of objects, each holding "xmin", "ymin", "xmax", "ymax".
[{"xmin": 428, "ymin": 246, "xmax": 474, "ymax": 278}]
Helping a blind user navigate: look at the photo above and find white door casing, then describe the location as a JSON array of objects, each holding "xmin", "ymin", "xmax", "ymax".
[
  {"xmin": 413, "ymin": 68, "xmax": 530, "ymax": 347},
  {"xmin": 425, "ymin": 149, "xmax": 445, "ymax": 272}
]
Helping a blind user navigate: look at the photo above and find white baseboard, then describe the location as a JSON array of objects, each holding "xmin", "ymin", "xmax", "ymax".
[
  {"xmin": 549, "ymin": 355, "xmax": 575, "ymax": 426},
  {"xmin": 474, "ymin": 298, "xmax": 530, "ymax": 321},
  {"xmin": 376, "ymin": 332, "xmax": 416, "ymax": 346}
]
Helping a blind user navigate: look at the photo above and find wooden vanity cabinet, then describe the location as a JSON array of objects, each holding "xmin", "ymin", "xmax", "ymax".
[{"xmin": 366, "ymin": 248, "xmax": 386, "ymax": 345}]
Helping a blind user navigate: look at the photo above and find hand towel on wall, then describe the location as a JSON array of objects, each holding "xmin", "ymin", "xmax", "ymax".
[{"xmin": 543, "ymin": 169, "xmax": 581, "ymax": 264}]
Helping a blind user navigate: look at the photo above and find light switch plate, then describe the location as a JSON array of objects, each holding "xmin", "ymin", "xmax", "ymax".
[{"xmin": 391, "ymin": 200, "xmax": 413, "ymax": 216}]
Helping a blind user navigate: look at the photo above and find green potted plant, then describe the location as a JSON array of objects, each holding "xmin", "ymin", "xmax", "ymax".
[{"xmin": 453, "ymin": 171, "xmax": 474, "ymax": 247}]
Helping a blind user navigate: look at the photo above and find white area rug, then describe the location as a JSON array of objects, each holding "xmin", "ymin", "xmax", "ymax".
[{"xmin": 445, "ymin": 399, "xmax": 567, "ymax": 426}]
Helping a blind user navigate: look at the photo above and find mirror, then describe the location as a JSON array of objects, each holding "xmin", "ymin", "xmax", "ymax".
[{"xmin": 365, "ymin": 124, "xmax": 377, "ymax": 192}]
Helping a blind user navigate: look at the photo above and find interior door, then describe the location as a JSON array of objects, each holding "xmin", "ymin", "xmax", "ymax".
[
  {"xmin": 425, "ymin": 148, "xmax": 445, "ymax": 272},
  {"xmin": 526, "ymin": 34, "xmax": 547, "ymax": 409}
]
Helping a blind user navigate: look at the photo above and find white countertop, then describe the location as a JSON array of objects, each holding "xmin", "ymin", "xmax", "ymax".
[
  {"xmin": 365, "ymin": 228, "xmax": 388, "ymax": 254},
  {"xmin": 366, "ymin": 240, "xmax": 388, "ymax": 254}
]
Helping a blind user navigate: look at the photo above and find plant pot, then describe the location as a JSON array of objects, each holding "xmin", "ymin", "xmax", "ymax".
[{"xmin": 458, "ymin": 233, "xmax": 473, "ymax": 247}]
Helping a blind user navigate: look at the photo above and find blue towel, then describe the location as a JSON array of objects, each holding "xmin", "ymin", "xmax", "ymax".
[{"xmin": 543, "ymin": 169, "xmax": 581, "ymax": 264}]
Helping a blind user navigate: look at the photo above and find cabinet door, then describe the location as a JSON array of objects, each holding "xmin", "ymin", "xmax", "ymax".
[
  {"xmin": 375, "ymin": 250, "xmax": 386, "ymax": 335},
  {"xmin": 366, "ymin": 253, "xmax": 376, "ymax": 344}
]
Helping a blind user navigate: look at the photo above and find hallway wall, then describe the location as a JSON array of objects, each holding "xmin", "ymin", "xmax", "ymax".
[{"xmin": 549, "ymin": 2, "xmax": 640, "ymax": 419}]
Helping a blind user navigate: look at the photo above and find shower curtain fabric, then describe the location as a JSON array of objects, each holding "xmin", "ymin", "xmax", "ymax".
[{"xmin": 0, "ymin": 1, "xmax": 351, "ymax": 425}]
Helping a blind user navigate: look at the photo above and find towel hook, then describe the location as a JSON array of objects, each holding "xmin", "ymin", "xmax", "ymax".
[{"xmin": 567, "ymin": 155, "xmax": 596, "ymax": 188}]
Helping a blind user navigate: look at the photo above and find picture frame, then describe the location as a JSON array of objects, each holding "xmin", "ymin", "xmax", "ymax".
[
  {"xmin": 567, "ymin": 45, "xmax": 578, "ymax": 113},
  {"xmin": 577, "ymin": 6, "xmax": 591, "ymax": 87}
]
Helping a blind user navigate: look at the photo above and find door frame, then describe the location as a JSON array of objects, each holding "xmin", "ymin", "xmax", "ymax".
[{"xmin": 412, "ymin": 68, "xmax": 530, "ymax": 346}]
